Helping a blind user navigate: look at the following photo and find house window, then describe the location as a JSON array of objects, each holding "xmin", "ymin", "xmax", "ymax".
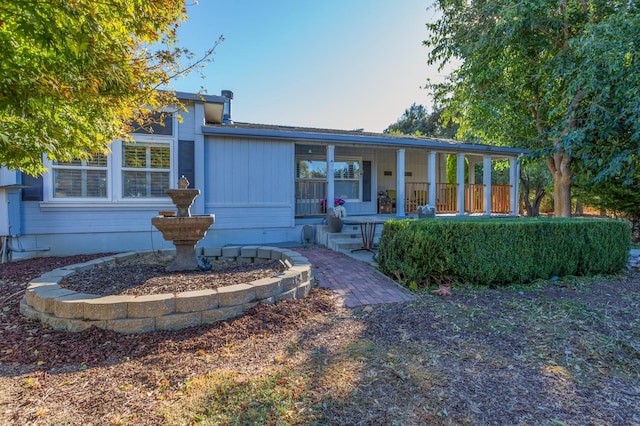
[
  {"xmin": 334, "ymin": 160, "xmax": 361, "ymax": 200},
  {"xmin": 296, "ymin": 158, "xmax": 361, "ymax": 200},
  {"xmin": 122, "ymin": 143, "xmax": 171, "ymax": 198},
  {"xmin": 297, "ymin": 160, "xmax": 329, "ymax": 179},
  {"xmin": 52, "ymin": 155, "xmax": 108, "ymax": 198}
]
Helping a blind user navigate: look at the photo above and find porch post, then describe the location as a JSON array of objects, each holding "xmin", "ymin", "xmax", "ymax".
[
  {"xmin": 509, "ymin": 156, "xmax": 519, "ymax": 216},
  {"xmin": 396, "ymin": 149, "xmax": 405, "ymax": 217},
  {"xmin": 456, "ymin": 153, "xmax": 465, "ymax": 216},
  {"xmin": 326, "ymin": 145, "xmax": 335, "ymax": 218},
  {"xmin": 483, "ymin": 155, "xmax": 492, "ymax": 216},
  {"xmin": 428, "ymin": 151, "xmax": 437, "ymax": 208}
]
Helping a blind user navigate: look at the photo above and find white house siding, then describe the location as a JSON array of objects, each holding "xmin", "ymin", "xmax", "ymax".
[
  {"xmin": 201, "ymin": 136, "xmax": 297, "ymax": 245},
  {"xmin": 10, "ymin": 200, "xmax": 174, "ymax": 257}
]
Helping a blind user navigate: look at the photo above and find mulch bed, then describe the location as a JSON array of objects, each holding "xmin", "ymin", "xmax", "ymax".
[{"xmin": 59, "ymin": 253, "xmax": 287, "ymax": 296}]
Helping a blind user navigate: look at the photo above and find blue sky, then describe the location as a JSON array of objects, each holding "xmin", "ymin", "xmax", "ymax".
[{"xmin": 168, "ymin": 0, "xmax": 450, "ymax": 133}]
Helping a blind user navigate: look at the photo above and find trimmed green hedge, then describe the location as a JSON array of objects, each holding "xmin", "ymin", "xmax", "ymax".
[{"xmin": 377, "ymin": 218, "xmax": 630, "ymax": 288}]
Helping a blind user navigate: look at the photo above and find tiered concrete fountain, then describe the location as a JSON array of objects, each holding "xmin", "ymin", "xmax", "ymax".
[{"xmin": 152, "ymin": 176, "xmax": 215, "ymax": 271}]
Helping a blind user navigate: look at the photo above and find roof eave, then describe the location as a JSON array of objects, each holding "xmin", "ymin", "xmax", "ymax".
[
  {"xmin": 173, "ymin": 91, "xmax": 226, "ymax": 105},
  {"xmin": 201, "ymin": 125, "xmax": 530, "ymax": 156}
]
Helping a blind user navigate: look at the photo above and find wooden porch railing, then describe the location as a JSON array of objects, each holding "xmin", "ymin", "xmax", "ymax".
[
  {"xmin": 436, "ymin": 183, "xmax": 458, "ymax": 213},
  {"xmin": 295, "ymin": 179, "xmax": 327, "ymax": 217},
  {"xmin": 465, "ymin": 184, "xmax": 484, "ymax": 213},
  {"xmin": 295, "ymin": 179, "xmax": 512, "ymax": 217},
  {"xmin": 404, "ymin": 182, "xmax": 430, "ymax": 213},
  {"xmin": 491, "ymin": 185, "xmax": 511, "ymax": 213},
  {"xmin": 409, "ymin": 182, "xmax": 511, "ymax": 214}
]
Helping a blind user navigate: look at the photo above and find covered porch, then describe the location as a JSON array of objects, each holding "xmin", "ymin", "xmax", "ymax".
[{"xmin": 295, "ymin": 142, "xmax": 520, "ymax": 218}]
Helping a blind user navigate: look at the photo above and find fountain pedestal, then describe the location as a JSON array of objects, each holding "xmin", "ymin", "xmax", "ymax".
[{"xmin": 151, "ymin": 177, "xmax": 215, "ymax": 271}]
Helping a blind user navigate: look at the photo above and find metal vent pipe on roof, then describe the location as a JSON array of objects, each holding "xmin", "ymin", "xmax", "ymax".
[{"xmin": 221, "ymin": 90, "xmax": 233, "ymax": 124}]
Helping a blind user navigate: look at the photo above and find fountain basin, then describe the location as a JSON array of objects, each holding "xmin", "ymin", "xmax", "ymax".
[
  {"xmin": 164, "ymin": 188, "xmax": 200, "ymax": 217},
  {"xmin": 151, "ymin": 215, "xmax": 214, "ymax": 271},
  {"xmin": 152, "ymin": 215, "xmax": 214, "ymax": 241}
]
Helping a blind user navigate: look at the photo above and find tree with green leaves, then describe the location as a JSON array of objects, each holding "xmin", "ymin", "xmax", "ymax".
[
  {"xmin": 574, "ymin": 158, "xmax": 640, "ymax": 240},
  {"xmin": 424, "ymin": 0, "xmax": 640, "ymax": 217},
  {"xmin": 384, "ymin": 103, "xmax": 458, "ymax": 138},
  {"xmin": 0, "ymin": 0, "xmax": 219, "ymax": 175}
]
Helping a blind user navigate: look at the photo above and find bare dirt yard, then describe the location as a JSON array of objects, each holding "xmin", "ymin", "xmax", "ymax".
[{"xmin": 1, "ymin": 252, "xmax": 639, "ymax": 425}]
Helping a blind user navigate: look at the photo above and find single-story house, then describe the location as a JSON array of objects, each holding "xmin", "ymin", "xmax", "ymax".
[{"xmin": 0, "ymin": 90, "xmax": 527, "ymax": 259}]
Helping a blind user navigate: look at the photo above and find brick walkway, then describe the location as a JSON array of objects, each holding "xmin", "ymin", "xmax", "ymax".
[{"xmin": 295, "ymin": 247, "xmax": 414, "ymax": 308}]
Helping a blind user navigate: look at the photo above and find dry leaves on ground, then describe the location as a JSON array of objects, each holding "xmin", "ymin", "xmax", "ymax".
[{"xmin": 1, "ymin": 253, "xmax": 639, "ymax": 425}]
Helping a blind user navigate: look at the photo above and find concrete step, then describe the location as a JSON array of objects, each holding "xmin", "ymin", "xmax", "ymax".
[
  {"xmin": 316, "ymin": 223, "xmax": 383, "ymax": 251},
  {"xmin": 329, "ymin": 237, "xmax": 365, "ymax": 251}
]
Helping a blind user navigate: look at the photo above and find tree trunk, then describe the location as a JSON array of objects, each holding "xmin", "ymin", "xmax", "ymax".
[
  {"xmin": 548, "ymin": 151, "xmax": 572, "ymax": 217},
  {"xmin": 520, "ymin": 175, "xmax": 532, "ymax": 216},
  {"xmin": 520, "ymin": 170, "xmax": 546, "ymax": 217},
  {"xmin": 544, "ymin": 89, "xmax": 582, "ymax": 218},
  {"xmin": 531, "ymin": 189, "xmax": 545, "ymax": 217}
]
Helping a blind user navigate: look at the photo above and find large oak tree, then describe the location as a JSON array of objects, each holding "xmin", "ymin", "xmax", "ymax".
[
  {"xmin": 0, "ymin": 0, "xmax": 218, "ymax": 175},
  {"xmin": 424, "ymin": 0, "xmax": 640, "ymax": 217}
]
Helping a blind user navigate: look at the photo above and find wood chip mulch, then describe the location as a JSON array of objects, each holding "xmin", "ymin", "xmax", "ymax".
[{"xmin": 59, "ymin": 253, "xmax": 287, "ymax": 296}]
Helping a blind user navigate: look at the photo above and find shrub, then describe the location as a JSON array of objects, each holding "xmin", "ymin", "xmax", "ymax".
[{"xmin": 377, "ymin": 218, "xmax": 630, "ymax": 288}]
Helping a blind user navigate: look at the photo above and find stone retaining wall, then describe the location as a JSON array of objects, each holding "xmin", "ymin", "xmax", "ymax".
[{"xmin": 20, "ymin": 246, "xmax": 312, "ymax": 334}]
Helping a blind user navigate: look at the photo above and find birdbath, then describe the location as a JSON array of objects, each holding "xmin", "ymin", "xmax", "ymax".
[{"xmin": 151, "ymin": 176, "xmax": 215, "ymax": 271}]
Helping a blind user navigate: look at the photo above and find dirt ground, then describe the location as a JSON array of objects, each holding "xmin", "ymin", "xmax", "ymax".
[{"xmin": 1, "ymin": 252, "xmax": 639, "ymax": 425}]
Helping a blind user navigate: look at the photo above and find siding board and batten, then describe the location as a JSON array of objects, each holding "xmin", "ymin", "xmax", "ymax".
[
  {"xmin": 205, "ymin": 137, "xmax": 294, "ymax": 229},
  {"xmin": 177, "ymin": 105, "xmax": 196, "ymax": 141}
]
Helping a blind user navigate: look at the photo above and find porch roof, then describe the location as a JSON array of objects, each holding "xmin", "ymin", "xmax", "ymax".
[{"xmin": 202, "ymin": 122, "xmax": 529, "ymax": 157}]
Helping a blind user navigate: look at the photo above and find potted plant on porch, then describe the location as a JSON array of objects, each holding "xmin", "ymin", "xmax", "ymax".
[{"xmin": 324, "ymin": 198, "xmax": 347, "ymax": 232}]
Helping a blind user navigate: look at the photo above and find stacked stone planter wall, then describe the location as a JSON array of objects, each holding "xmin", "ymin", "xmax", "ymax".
[{"xmin": 20, "ymin": 246, "xmax": 312, "ymax": 334}]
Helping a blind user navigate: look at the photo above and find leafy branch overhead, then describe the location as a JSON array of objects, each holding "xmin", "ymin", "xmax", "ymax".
[{"xmin": 0, "ymin": 0, "xmax": 222, "ymax": 175}]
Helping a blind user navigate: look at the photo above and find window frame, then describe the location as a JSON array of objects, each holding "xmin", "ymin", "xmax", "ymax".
[
  {"xmin": 48, "ymin": 154, "xmax": 111, "ymax": 201},
  {"xmin": 118, "ymin": 135, "xmax": 174, "ymax": 201},
  {"xmin": 295, "ymin": 156, "xmax": 363, "ymax": 202}
]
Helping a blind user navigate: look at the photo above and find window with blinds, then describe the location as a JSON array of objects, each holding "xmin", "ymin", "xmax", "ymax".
[
  {"xmin": 122, "ymin": 143, "xmax": 170, "ymax": 198},
  {"xmin": 52, "ymin": 154, "xmax": 108, "ymax": 198},
  {"xmin": 334, "ymin": 160, "xmax": 361, "ymax": 200}
]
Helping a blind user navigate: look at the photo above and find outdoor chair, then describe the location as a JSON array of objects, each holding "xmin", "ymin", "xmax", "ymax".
[{"xmin": 386, "ymin": 190, "xmax": 397, "ymax": 210}]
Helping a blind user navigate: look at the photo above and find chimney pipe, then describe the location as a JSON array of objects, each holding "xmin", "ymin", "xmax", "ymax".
[{"xmin": 221, "ymin": 90, "xmax": 233, "ymax": 124}]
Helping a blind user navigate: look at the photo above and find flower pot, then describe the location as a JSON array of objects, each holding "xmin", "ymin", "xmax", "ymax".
[{"xmin": 327, "ymin": 215, "xmax": 343, "ymax": 233}]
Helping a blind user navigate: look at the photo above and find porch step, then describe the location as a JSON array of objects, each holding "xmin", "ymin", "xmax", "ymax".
[
  {"xmin": 317, "ymin": 223, "xmax": 383, "ymax": 253},
  {"xmin": 329, "ymin": 237, "xmax": 365, "ymax": 252}
]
